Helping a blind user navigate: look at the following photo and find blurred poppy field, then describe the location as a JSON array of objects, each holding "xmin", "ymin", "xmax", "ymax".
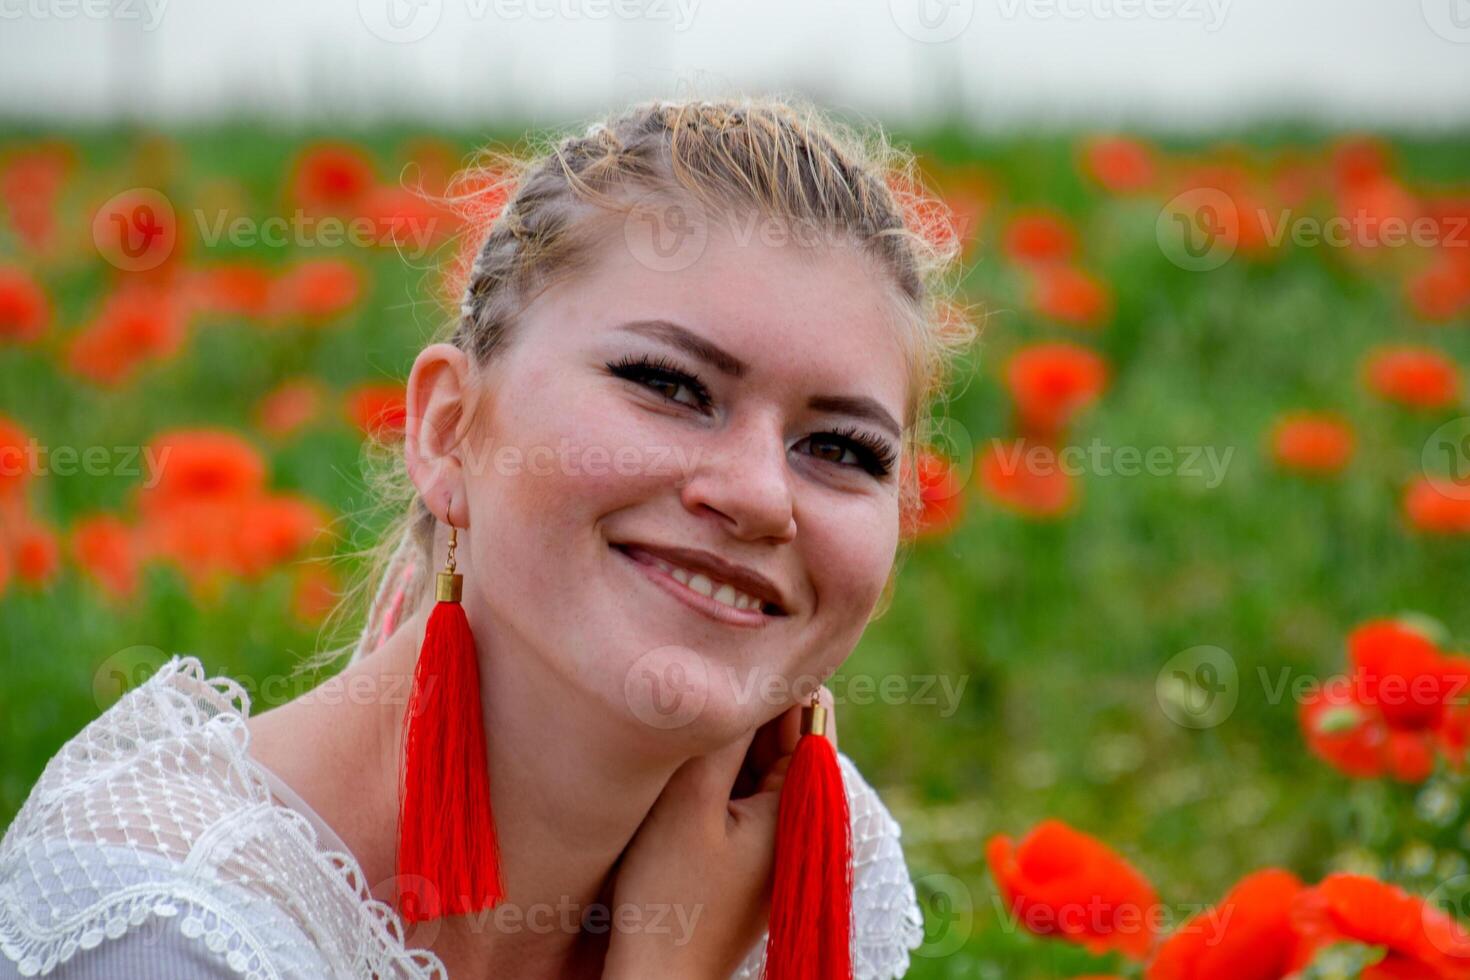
[{"xmin": 2, "ymin": 122, "xmax": 1470, "ymax": 978}]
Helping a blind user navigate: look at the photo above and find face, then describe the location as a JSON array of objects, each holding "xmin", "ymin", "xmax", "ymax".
[{"xmin": 406, "ymin": 209, "xmax": 910, "ymax": 747}]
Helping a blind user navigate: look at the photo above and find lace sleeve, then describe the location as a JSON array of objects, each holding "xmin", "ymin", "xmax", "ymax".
[
  {"xmin": 0, "ymin": 911, "xmax": 246, "ymax": 979},
  {"xmin": 728, "ymin": 751, "xmax": 926, "ymax": 980}
]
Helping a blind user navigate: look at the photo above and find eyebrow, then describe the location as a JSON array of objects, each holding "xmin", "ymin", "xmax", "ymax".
[{"xmin": 616, "ymin": 319, "xmax": 903, "ymax": 439}]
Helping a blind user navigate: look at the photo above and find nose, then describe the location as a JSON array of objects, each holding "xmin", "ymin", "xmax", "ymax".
[{"xmin": 678, "ymin": 411, "xmax": 797, "ymax": 543}]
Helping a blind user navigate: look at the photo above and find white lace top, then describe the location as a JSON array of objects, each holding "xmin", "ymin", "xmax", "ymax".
[{"xmin": 0, "ymin": 655, "xmax": 925, "ymax": 978}]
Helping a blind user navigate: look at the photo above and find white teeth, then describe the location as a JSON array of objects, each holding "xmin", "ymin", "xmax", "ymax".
[{"xmin": 633, "ymin": 548, "xmax": 764, "ymax": 613}]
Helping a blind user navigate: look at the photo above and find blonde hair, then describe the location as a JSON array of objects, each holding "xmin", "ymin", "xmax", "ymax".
[{"xmin": 304, "ymin": 93, "xmax": 979, "ymax": 675}]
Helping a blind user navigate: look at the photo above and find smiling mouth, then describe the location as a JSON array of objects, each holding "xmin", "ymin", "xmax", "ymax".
[{"xmin": 610, "ymin": 543, "xmax": 787, "ymax": 626}]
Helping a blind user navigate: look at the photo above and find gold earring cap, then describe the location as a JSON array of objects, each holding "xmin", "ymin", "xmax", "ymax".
[
  {"xmin": 436, "ymin": 570, "xmax": 462, "ymax": 603},
  {"xmin": 800, "ymin": 701, "xmax": 827, "ymax": 737}
]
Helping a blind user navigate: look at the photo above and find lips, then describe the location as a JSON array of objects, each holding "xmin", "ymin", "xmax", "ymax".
[{"xmin": 610, "ymin": 541, "xmax": 791, "ymax": 618}]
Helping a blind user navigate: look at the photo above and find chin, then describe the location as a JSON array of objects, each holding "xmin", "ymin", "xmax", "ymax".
[{"xmin": 603, "ymin": 638, "xmax": 778, "ymax": 746}]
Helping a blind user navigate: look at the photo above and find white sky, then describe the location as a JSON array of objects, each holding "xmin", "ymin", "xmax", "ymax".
[{"xmin": 0, "ymin": 0, "xmax": 1467, "ymax": 128}]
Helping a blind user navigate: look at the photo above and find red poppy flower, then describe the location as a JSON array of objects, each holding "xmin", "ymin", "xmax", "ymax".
[
  {"xmin": 986, "ymin": 819, "xmax": 1160, "ymax": 961},
  {"xmin": 0, "ymin": 266, "xmax": 49, "ymax": 344},
  {"xmin": 132, "ymin": 430, "xmax": 330, "ymax": 587},
  {"xmin": 290, "ymin": 142, "xmax": 376, "ymax": 213},
  {"xmin": 886, "ymin": 171, "xmax": 961, "ymax": 257},
  {"xmin": 66, "ymin": 285, "xmax": 189, "ymax": 387},
  {"xmin": 269, "ymin": 258, "xmax": 364, "ymax": 321},
  {"xmin": 0, "ymin": 414, "xmax": 31, "ymax": 501},
  {"xmin": 1299, "ymin": 676, "xmax": 1435, "ymax": 782},
  {"xmin": 1005, "ymin": 342, "xmax": 1108, "ymax": 435},
  {"xmin": 1331, "ymin": 136, "xmax": 1393, "ymax": 194},
  {"xmin": 1003, "ymin": 210, "xmax": 1077, "ymax": 266},
  {"xmin": 397, "ymin": 136, "xmax": 462, "ymax": 196},
  {"xmin": 1267, "ymin": 412, "xmax": 1355, "ymax": 474},
  {"xmin": 358, "ymin": 185, "xmax": 453, "ymax": 251},
  {"xmin": 1406, "ymin": 254, "xmax": 1470, "ymax": 323},
  {"xmin": 1082, "ymin": 136, "xmax": 1157, "ymax": 194},
  {"xmin": 70, "ymin": 513, "xmax": 140, "ymax": 601},
  {"xmin": 1363, "ymin": 346, "xmax": 1461, "ymax": 410},
  {"xmin": 1404, "ymin": 476, "xmax": 1470, "ymax": 535},
  {"xmin": 439, "ymin": 167, "xmax": 516, "ymax": 303},
  {"xmin": 1336, "ymin": 177, "xmax": 1419, "ymax": 254},
  {"xmin": 900, "ymin": 449, "xmax": 966, "ymax": 539},
  {"xmin": 136, "ymin": 429, "xmax": 268, "ymax": 517},
  {"xmin": 90, "ymin": 186, "xmax": 181, "ymax": 274},
  {"xmin": 1348, "ymin": 619, "xmax": 1454, "ymax": 731},
  {"xmin": 942, "ymin": 183, "xmax": 989, "ymax": 261},
  {"xmin": 291, "ymin": 562, "xmax": 340, "ymax": 625},
  {"xmin": 254, "ymin": 378, "xmax": 325, "ymax": 440},
  {"xmin": 1029, "ymin": 265, "xmax": 1112, "ymax": 328},
  {"xmin": 10, "ymin": 520, "xmax": 60, "ymax": 588},
  {"xmin": 978, "ymin": 438, "xmax": 1078, "ymax": 519},
  {"xmin": 188, "ymin": 263, "xmax": 274, "ymax": 318},
  {"xmin": 346, "ymin": 382, "xmax": 408, "ymax": 441},
  {"xmin": 1, "ymin": 142, "xmax": 73, "ymax": 253},
  {"xmin": 232, "ymin": 494, "xmax": 330, "ymax": 578},
  {"xmin": 1146, "ymin": 868, "xmax": 1303, "ymax": 980},
  {"xmin": 1290, "ymin": 874, "xmax": 1470, "ymax": 979},
  {"xmin": 138, "ymin": 498, "xmax": 247, "ymax": 589},
  {"xmin": 1166, "ymin": 166, "xmax": 1273, "ymax": 257}
]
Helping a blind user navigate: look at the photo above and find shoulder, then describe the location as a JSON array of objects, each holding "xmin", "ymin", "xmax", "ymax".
[
  {"xmin": 0, "ymin": 656, "xmax": 443, "ymax": 979},
  {"xmin": 729, "ymin": 750, "xmax": 927, "ymax": 980}
]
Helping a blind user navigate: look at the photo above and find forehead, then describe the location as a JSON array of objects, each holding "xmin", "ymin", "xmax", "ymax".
[{"xmin": 523, "ymin": 211, "xmax": 912, "ymax": 421}]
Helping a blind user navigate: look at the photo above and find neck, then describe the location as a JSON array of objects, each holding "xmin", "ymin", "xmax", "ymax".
[{"xmin": 247, "ymin": 602, "xmax": 693, "ymax": 979}]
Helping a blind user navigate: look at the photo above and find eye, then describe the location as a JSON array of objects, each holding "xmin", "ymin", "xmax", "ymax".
[
  {"xmin": 798, "ymin": 425, "xmax": 897, "ymax": 478},
  {"xmin": 606, "ymin": 354, "xmax": 713, "ymax": 412}
]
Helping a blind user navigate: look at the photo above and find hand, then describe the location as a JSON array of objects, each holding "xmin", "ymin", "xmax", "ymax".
[{"xmin": 602, "ymin": 687, "xmax": 839, "ymax": 980}]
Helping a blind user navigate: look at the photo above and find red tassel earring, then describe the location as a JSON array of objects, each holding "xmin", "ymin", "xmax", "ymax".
[
  {"xmin": 763, "ymin": 691, "xmax": 854, "ymax": 980},
  {"xmin": 396, "ymin": 518, "xmax": 505, "ymax": 922}
]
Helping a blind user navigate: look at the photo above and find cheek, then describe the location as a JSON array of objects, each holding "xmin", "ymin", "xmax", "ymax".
[
  {"xmin": 463, "ymin": 385, "xmax": 692, "ymax": 596},
  {"xmin": 813, "ymin": 498, "xmax": 899, "ymax": 611},
  {"xmin": 793, "ymin": 496, "xmax": 899, "ymax": 670}
]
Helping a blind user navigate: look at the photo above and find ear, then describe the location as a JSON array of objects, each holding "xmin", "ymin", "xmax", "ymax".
[{"xmin": 404, "ymin": 342, "xmax": 475, "ymax": 529}]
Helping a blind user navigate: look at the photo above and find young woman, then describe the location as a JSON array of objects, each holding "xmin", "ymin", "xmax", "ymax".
[{"xmin": 0, "ymin": 95, "xmax": 975, "ymax": 978}]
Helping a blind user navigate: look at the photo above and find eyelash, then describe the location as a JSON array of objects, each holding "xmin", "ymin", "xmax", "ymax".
[{"xmin": 605, "ymin": 354, "xmax": 898, "ymax": 477}]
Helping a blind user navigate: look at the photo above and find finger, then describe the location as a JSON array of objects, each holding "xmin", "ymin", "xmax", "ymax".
[{"xmin": 662, "ymin": 726, "xmax": 760, "ymax": 811}]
